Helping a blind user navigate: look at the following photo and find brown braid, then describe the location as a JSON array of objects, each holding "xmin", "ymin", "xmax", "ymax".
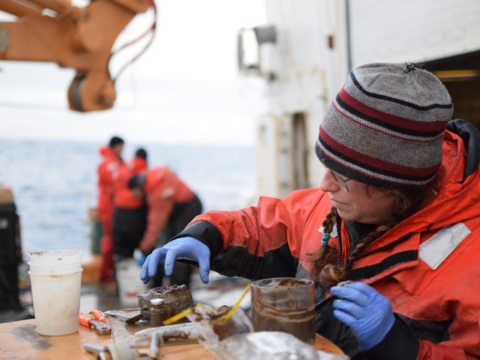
[
  {"xmin": 308, "ymin": 207, "xmax": 343, "ymax": 282},
  {"xmin": 309, "ymin": 186, "xmax": 433, "ymax": 289}
]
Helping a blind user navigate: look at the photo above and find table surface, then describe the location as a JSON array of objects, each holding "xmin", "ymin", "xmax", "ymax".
[{"xmin": 0, "ymin": 319, "xmax": 344, "ymax": 359}]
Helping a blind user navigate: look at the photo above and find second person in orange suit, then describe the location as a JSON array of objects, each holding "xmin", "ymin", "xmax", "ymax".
[
  {"xmin": 97, "ymin": 136, "xmax": 124, "ymax": 284},
  {"xmin": 128, "ymin": 167, "xmax": 202, "ymax": 288},
  {"xmin": 112, "ymin": 148, "xmax": 149, "ymax": 262}
]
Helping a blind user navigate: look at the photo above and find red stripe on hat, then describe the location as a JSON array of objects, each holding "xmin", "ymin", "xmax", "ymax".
[
  {"xmin": 331, "ymin": 102, "xmax": 444, "ymax": 144},
  {"xmin": 338, "ymin": 87, "xmax": 449, "ymax": 132},
  {"xmin": 320, "ymin": 127, "xmax": 440, "ymax": 177},
  {"xmin": 316, "ymin": 141, "xmax": 425, "ymax": 185}
]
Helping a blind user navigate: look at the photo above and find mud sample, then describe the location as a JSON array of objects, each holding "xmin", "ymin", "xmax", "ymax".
[
  {"xmin": 210, "ymin": 306, "xmax": 244, "ymax": 341},
  {"xmin": 277, "ymin": 278, "xmax": 310, "ymax": 287},
  {"xmin": 251, "ymin": 278, "xmax": 315, "ymax": 344},
  {"xmin": 138, "ymin": 285, "xmax": 194, "ymax": 327},
  {"xmin": 191, "ymin": 305, "xmax": 251, "ymax": 341}
]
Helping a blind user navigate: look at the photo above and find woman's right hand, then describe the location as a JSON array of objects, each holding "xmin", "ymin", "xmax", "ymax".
[{"xmin": 140, "ymin": 237, "xmax": 211, "ymax": 284}]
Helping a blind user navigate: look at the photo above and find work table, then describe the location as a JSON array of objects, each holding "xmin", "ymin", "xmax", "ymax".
[{"xmin": 0, "ymin": 318, "xmax": 344, "ymax": 359}]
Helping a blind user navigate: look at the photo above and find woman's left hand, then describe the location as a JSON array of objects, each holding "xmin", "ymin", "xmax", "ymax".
[{"xmin": 330, "ymin": 282, "xmax": 395, "ymax": 351}]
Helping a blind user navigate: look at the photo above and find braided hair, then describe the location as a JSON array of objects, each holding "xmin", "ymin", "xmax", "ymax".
[{"xmin": 309, "ymin": 186, "xmax": 433, "ymax": 289}]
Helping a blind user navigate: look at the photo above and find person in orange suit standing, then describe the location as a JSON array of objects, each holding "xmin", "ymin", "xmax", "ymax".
[
  {"xmin": 112, "ymin": 148, "xmax": 149, "ymax": 262},
  {"xmin": 97, "ymin": 136, "xmax": 124, "ymax": 285},
  {"xmin": 127, "ymin": 167, "xmax": 202, "ymax": 288}
]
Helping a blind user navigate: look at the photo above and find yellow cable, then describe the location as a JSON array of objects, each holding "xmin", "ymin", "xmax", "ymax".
[
  {"xmin": 162, "ymin": 309, "xmax": 193, "ymax": 325},
  {"xmin": 162, "ymin": 284, "xmax": 251, "ymax": 326},
  {"xmin": 162, "ymin": 303, "xmax": 215, "ymax": 325},
  {"xmin": 215, "ymin": 283, "xmax": 251, "ymax": 323}
]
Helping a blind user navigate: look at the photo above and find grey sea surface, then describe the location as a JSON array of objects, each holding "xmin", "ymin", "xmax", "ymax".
[{"xmin": 0, "ymin": 140, "xmax": 255, "ymax": 256}]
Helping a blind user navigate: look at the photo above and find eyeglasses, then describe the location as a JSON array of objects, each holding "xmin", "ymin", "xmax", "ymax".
[{"xmin": 330, "ymin": 170, "xmax": 351, "ymax": 192}]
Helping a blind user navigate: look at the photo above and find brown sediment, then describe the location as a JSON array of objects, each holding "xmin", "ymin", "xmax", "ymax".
[
  {"xmin": 207, "ymin": 305, "xmax": 230, "ymax": 320},
  {"xmin": 251, "ymin": 278, "xmax": 315, "ymax": 344},
  {"xmin": 207, "ymin": 306, "xmax": 237, "ymax": 340},
  {"xmin": 137, "ymin": 285, "xmax": 194, "ymax": 327},
  {"xmin": 163, "ymin": 330, "xmax": 192, "ymax": 341},
  {"xmin": 190, "ymin": 305, "xmax": 250, "ymax": 341},
  {"xmin": 211, "ymin": 319, "xmax": 241, "ymax": 341},
  {"xmin": 187, "ymin": 305, "xmax": 230, "ymax": 323},
  {"xmin": 277, "ymin": 278, "xmax": 312, "ymax": 287},
  {"xmin": 109, "ymin": 315, "xmax": 150, "ymax": 346}
]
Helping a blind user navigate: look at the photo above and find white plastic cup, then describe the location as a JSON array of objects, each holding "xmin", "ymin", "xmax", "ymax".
[
  {"xmin": 115, "ymin": 258, "xmax": 148, "ymax": 307},
  {"xmin": 28, "ymin": 250, "xmax": 82, "ymax": 336}
]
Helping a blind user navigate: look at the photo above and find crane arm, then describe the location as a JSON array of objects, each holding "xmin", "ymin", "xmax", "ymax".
[{"xmin": 0, "ymin": 0, "xmax": 152, "ymax": 112}]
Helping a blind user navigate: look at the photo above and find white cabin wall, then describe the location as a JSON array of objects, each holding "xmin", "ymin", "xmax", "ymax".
[
  {"xmin": 256, "ymin": 114, "xmax": 281, "ymax": 198},
  {"xmin": 255, "ymin": 0, "xmax": 480, "ymax": 200},
  {"xmin": 323, "ymin": 0, "xmax": 349, "ymax": 102},
  {"xmin": 350, "ymin": 0, "xmax": 480, "ymax": 66},
  {"xmin": 256, "ymin": 0, "xmax": 349, "ymax": 198}
]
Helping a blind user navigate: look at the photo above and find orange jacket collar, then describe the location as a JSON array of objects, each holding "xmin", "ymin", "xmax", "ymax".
[
  {"xmin": 99, "ymin": 146, "xmax": 122, "ymax": 163},
  {"xmin": 338, "ymin": 130, "xmax": 479, "ymax": 286}
]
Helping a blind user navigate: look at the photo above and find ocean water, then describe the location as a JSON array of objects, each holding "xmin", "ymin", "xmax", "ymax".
[{"xmin": 0, "ymin": 140, "xmax": 255, "ymax": 256}]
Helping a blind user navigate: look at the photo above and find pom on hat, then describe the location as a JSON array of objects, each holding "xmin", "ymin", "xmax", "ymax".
[{"xmin": 315, "ymin": 63, "xmax": 454, "ymax": 189}]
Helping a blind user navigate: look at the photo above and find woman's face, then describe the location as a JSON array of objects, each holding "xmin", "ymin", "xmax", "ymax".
[{"xmin": 319, "ymin": 170, "xmax": 396, "ymax": 224}]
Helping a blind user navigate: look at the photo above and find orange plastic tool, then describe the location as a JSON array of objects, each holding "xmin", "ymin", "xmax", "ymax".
[
  {"xmin": 79, "ymin": 311, "xmax": 111, "ymax": 335},
  {"xmin": 90, "ymin": 309, "xmax": 107, "ymax": 323}
]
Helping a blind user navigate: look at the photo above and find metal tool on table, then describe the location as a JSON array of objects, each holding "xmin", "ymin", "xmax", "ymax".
[
  {"xmin": 149, "ymin": 332, "xmax": 161, "ymax": 360},
  {"xmin": 79, "ymin": 310, "xmax": 112, "ymax": 336},
  {"xmin": 83, "ymin": 342, "xmax": 146, "ymax": 360},
  {"xmin": 103, "ymin": 309, "xmax": 143, "ymax": 325},
  {"xmin": 145, "ymin": 326, "xmax": 199, "ymax": 359},
  {"xmin": 91, "ymin": 309, "xmax": 107, "ymax": 322},
  {"xmin": 135, "ymin": 322, "xmax": 199, "ymax": 341}
]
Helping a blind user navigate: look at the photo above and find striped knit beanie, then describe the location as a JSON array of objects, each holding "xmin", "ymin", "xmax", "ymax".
[{"xmin": 315, "ymin": 63, "xmax": 454, "ymax": 189}]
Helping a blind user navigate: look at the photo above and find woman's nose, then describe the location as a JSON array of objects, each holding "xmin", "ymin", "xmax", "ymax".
[{"xmin": 320, "ymin": 170, "xmax": 340, "ymax": 193}]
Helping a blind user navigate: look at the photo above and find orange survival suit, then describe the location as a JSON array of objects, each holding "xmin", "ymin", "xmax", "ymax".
[
  {"xmin": 111, "ymin": 156, "xmax": 148, "ymax": 260},
  {"xmin": 140, "ymin": 167, "xmax": 197, "ymax": 252},
  {"xmin": 175, "ymin": 121, "xmax": 480, "ymax": 359},
  {"xmin": 113, "ymin": 156, "xmax": 148, "ymax": 209},
  {"xmin": 97, "ymin": 146, "xmax": 122, "ymax": 282}
]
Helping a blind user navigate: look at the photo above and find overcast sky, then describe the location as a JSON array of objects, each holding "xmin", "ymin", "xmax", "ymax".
[{"xmin": 0, "ymin": 0, "xmax": 267, "ymax": 146}]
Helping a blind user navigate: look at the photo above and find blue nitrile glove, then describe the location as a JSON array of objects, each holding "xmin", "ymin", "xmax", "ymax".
[
  {"xmin": 330, "ymin": 282, "xmax": 395, "ymax": 351},
  {"xmin": 140, "ymin": 236, "xmax": 211, "ymax": 285}
]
